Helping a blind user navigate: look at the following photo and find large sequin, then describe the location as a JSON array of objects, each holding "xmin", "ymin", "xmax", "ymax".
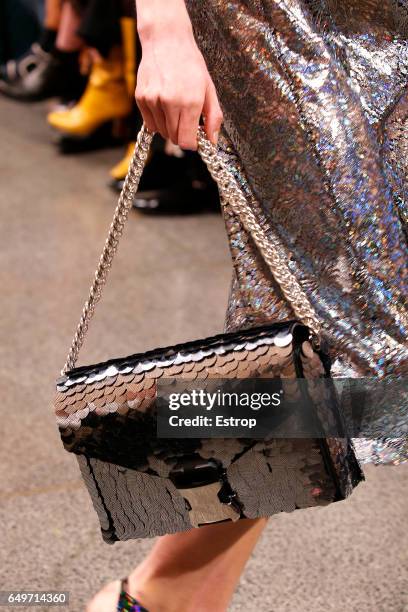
[{"xmin": 185, "ymin": 0, "xmax": 408, "ymax": 465}]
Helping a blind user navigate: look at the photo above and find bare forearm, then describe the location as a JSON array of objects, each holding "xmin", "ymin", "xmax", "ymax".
[
  {"xmin": 135, "ymin": 0, "xmax": 193, "ymax": 43},
  {"xmin": 134, "ymin": 0, "xmax": 223, "ymax": 149}
]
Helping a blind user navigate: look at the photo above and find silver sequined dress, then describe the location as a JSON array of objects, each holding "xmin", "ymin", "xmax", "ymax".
[{"xmin": 185, "ymin": 0, "xmax": 408, "ymax": 465}]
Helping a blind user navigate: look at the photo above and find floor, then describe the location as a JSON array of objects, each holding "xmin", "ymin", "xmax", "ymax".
[{"xmin": 0, "ymin": 97, "xmax": 407, "ymax": 612}]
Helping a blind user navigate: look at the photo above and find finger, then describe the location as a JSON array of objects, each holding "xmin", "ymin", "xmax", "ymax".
[
  {"xmin": 178, "ymin": 104, "xmax": 202, "ymax": 150},
  {"xmin": 135, "ymin": 98, "xmax": 157, "ymax": 133},
  {"xmin": 162, "ymin": 103, "xmax": 181, "ymax": 145},
  {"xmin": 202, "ymin": 82, "xmax": 223, "ymax": 144},
  {"xmin": 150, "ymin": 100, "xmax": 169, "ymax": 140}
]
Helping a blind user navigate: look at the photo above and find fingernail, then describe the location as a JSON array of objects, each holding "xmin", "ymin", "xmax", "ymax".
[{"xmin": 212, "ymin": 130, "xmax": 219, "ymax": 145}]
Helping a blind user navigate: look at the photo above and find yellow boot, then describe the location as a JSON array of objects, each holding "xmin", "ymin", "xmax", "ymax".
[
  {"xmin": 110, "ymin": 141, "xmax": 135, "ymax": 180},
  {"xmin": 108, "ymin": 19, "xmax": 138, "ymax": 191},
  {"xmin": 120, "ymin": 17, "xmax": 137, "ymax": 96},
  {"xmin": 109, "ymin": 141, "xmax": 136, "ymax": 191},
  {"xmin": 47, "ymin": 47, "xmax": 131, "ymax": 137}
]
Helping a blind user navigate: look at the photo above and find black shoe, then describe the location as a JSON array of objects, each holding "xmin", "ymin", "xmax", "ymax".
[
  {"xmin": 0, "ymin": 43, "xmax": 47, "ymax": 85},
  {"xmin": 133, "ymin": 182, "xmax": 220, "ymax": 215},
  {"xmin": 111, "ymin": 149, "xmax": 220, "ymax": 214},
  {"xmin": 0, "ymin": 49, "xmax": 86, "ymax": 102}
]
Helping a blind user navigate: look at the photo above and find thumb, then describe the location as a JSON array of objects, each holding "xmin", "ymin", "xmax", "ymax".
[{"xmin": 202, "ymin": 81, "xmax": 223, "ymax": 145}]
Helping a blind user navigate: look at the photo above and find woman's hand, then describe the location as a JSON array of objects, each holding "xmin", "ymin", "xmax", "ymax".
[{"xmin": 135, "ymin": 0, "xmax": 223, "ymax": 150}]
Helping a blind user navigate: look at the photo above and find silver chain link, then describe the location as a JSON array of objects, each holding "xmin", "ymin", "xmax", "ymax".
[
  {"xmin": 196, "ymin": 129, "xmax": 321, "ymax": 336},
  {"xmin": 62, "ymin": 126, "xmax": 152, "ymax": 374},
  {"xmin": 62, "ymin": 124, "xmax": 321, "ymax": 374}
]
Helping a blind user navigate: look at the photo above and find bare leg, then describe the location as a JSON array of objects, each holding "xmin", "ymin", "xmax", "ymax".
[
  {"xmin": 87, "ymin": 518, "xmax": 268, "ymax": 612},
  {"xmin": 44, "ymin": 0, "xmax": 62, "ymax": 30},
  {"xmin": 55, "ymin": 2, "xmax": 83, "ymax": 52}
]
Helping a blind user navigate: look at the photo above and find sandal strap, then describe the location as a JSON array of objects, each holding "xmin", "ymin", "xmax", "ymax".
[{"xmin": 117, "ymin": 578, "xmax": 150, "ymax": 612}]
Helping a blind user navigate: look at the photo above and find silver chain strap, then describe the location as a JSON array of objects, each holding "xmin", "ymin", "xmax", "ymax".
[
  {"xmin": 62, "ymin": 124, "xmax": 321, "ymax": 374},
  {"xmin": 62, "ymin": 126, "xmax": 152, "ymax": 374}
]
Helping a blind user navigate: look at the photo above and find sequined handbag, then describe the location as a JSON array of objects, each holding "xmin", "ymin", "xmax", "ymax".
[{"xmin": 55, "ymin": 125, "xmax": 356, "ymax": 543}]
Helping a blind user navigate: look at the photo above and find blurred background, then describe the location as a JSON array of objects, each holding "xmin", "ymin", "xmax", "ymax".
[
  {"xmin": 0, "ymin": 0, "xmax": 220, "ymax": 211},
  {"xmin": 0, "ymin": 2, "xmax": 407, "ymax": 611}
]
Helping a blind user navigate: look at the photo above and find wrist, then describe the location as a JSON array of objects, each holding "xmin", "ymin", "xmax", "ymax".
[{"xmin": 136, "ymin": 0, "xmax": 193, "ymax": 44}]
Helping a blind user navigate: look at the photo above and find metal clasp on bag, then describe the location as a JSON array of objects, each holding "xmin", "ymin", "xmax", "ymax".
[{"xmin": 169, "ymin": 455, "xmax": 242, "ymax": 528}]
